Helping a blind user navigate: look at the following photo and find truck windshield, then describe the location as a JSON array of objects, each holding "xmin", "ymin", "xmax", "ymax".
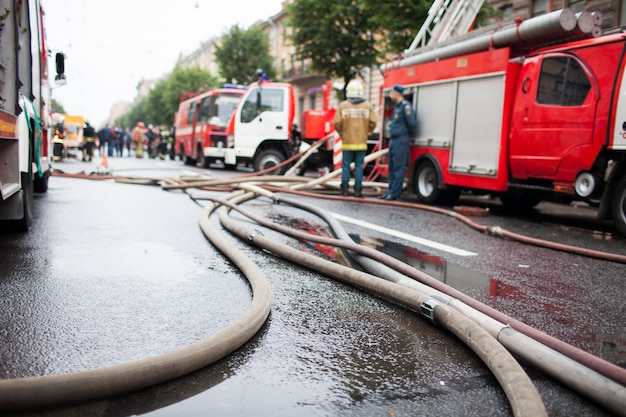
[
  {"xmin": 210, "ymin": 94, "xmax": 241, "ymax": 126},
  {"xmin": 240, "ymin": 88, "xmax": 284, "ymax": 123}
]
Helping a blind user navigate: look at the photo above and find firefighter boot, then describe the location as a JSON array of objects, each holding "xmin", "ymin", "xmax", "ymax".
[
  {"xmin": 341, "ymin": 184, "xmax": 349, "ymax": 196},
  {"xmin": 354, "ymin": 187, "xmax": 363, "ymax": 198}
]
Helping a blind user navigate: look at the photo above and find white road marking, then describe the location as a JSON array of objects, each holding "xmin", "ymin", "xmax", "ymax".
[{"xmin": 329, "ymin": 211, "xmax": 477, "ymax": 257}]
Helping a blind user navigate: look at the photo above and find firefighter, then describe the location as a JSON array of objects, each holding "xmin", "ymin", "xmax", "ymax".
[
  {"xmin": 158, "ymin": 127, "xmax": 170, "ymax": 160},
  {"xmin": 133, "ymin": 122, "xmax": 145, "ymax": 158},
  {"xmin": 83, "ymin": 122, "xmax": 96, "ymax": 161},
  {"xmin": 379, "ymin": 84, "xmax": 417, "ymax": 201},
  {"xmin": 52, "ymin": 127, "xmax": 65, "ymax": 162},
  {"xmin": 333, "ymin": 79, "xmax": 377, "ymax": 197}
]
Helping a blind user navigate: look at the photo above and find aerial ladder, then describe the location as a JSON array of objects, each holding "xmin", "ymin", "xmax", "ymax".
[
  {"xmin": 404, "ymin": 0, "xmax": 485, "ymax": 54},
  {"xmin": 368, "ymin": 0, "xmax": 485, "ymax": 181}
]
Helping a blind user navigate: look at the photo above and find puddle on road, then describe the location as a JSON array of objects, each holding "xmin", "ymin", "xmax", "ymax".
[
  {"xmin": 271, "ymin": 213, "xmax": 493, "ymax": 293},
  {"xmin": 348, "ymin": 234, "xmax": 492, "ymax": 292}
]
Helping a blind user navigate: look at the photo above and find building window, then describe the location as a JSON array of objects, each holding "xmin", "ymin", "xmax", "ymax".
[
  {"xmin": 566, "ymin": 0, "xmax": 585, "ymax": 13},
  {"xmin": 533, "ymin": 0, "xmax": 547, "ymax": 16}
]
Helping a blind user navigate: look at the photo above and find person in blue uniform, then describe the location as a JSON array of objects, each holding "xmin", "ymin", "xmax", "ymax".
[{"xmin": 380, "ymin": 84, "xmax": 417, "ymax": 200}]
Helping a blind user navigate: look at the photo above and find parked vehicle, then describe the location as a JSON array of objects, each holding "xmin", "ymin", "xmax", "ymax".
[
  {"xmin": 0, "ymin": 0, "xmax": 64, "ymax": 230},
  {"xmin": 378, "ymin": 7, "xmax": 626, "ymax": 235},
  {"xmin": 174, "ymin": 86, "xmax": 246, "ymax": 168}
]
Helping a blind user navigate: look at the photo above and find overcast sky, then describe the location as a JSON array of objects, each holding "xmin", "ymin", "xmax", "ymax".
[{"xmin": 43, "ymin": 0, "xmax": 285, "ymax": 126}]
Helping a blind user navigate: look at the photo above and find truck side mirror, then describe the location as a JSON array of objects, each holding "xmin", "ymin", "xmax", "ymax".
[{"xmin": 55, "ymin": 52, "xmax": 66, "ymax": 85}]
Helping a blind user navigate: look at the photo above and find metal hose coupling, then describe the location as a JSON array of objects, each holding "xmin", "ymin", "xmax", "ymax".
[
  {"xmin": 486, "ymin": 225, "xmax": 504, "ymax": 237},
  {"xmin": 420, "ymin": 299, "xmax": 442, "ymax": 324}
]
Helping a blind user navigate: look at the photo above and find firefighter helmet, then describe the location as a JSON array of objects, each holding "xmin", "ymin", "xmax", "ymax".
[{"xmin": 346, "ymin": 79, "xmax": 364, "ymax": 99}]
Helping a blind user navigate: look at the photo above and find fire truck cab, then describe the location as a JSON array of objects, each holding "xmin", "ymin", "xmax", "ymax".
[
  {"xmin": 221, "ymin": 82, "xmax": 297, "ymax": 174},
  {"xmin": 174, "ymin": 86, "xmax": 245, "ymax": 168}
]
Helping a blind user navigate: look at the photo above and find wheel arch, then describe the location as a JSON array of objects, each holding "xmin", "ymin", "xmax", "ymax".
[
  {"xmin": 253, "ymin": 139, "xmax": 290, "ymax": 162},
  {"xmin": 409, "ymin": 153, "xmax": 445, "ymax": 191},
  {"xmin": 597, "ymin": 161, "xmax": 626, "ymax": 221}
]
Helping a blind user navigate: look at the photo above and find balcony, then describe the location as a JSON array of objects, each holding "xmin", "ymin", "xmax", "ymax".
[{"xmin": 282, "ymin": 64, "xmax": 323, "ymax": 83}]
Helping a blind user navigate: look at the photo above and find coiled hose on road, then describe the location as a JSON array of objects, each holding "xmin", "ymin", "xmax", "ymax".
[
  {"xmin": 205, "ymin": 185, "xmax": 626, "ymax": 416},
  {"xmin": 2, "ymin": 151, "xmax": 623, "ymax": 414}
]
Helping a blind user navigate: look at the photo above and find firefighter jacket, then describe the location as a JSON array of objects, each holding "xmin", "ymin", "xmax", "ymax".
[{"xmin": 333, "ymin": 98, "xmax": 377, "ymax": 151}]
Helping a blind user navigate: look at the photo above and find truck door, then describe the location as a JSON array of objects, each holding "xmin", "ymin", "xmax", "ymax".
[
  {"xmin": 186, "ymin": 101, "xmax": 197, "ymax": 156},
  {"xmin": 510, "ymin": 54, "xmax": 597, "ymax": 179},
  {"xmin": 234, "ymin": 86, "xmax": 290, "ymax": 155}
]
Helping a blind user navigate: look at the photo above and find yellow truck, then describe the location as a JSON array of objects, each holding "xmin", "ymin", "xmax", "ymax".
[
  {"xmin": 52, "ymin": 114, "xmax": 84, "ymax": 161},
  {"xmin": 61, "ymin": 114, "xmax": 84, "ymax": 151}
]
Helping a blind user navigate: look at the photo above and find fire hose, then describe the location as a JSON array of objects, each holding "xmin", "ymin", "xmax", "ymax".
[
  {"xmin": 213, "ymin": 191, "xmax": 547, "ymax": 417},
  {"xmin": 203, "ymin": 185, "xmax": 626, "ymax": 416},
  {"xmin": 8, "ymin": 148, "xmax": 619, "ymax": 412}
]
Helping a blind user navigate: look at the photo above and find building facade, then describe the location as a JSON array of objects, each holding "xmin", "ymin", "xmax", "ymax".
[{"xmin": 170, "ymin": 0, "xmax": 624, "ymax": 129}]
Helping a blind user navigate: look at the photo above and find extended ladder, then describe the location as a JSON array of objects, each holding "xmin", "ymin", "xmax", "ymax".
[{"xmin": 404, "ymin": 0, "xmax": 485, "ymax": 55}]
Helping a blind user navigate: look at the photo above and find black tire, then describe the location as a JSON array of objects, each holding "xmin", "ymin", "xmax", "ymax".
[
  {"xmin": 500, "ymin": 192, "xmax": 541, "ymax": 211},
  {"xmin": 414, "ymin": 160, "xmax": 441, "ymax": 204},
  {"xmin": 197, "ymin": 146, "xmax": 210, "ymax": 168},
  {"xmin": 33, "ymin": 170, "xmax": 50, "ymax": 193},
  {"xmin": 18, "ymin": 172, "xmax": 33, "ymax": 231},
  {"xmin": 254, "ymin": 149, "xmax": 286, "ymax": 175},
  {"xmin": 610, "ymin": 175, "xmax": 626, "ymax": 236},
  {"xmin": 184, "ymin": 155, "xmax": 196, "ymax": 166}
]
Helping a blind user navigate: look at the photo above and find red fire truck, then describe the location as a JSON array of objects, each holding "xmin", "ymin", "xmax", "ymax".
[
  {"xmin": 0, "ymin": 0, "xmax": 64, "ymax": 231},
  {"xmin": 379, "ymin": 8, "xmax": 626, "ymax": 235},
  {"xmin": 174, "ymin": 86, "xmax": 245, "ymax": 168}
]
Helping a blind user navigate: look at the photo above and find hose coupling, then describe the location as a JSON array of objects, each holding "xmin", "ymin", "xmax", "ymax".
[
  {"xmin": 249, "ymin": 229, "xmax": 264, "ymax": 241},
  {"xmin": 420, "ymin": 299, "xmax": 442, "ymax": 324},
  {"xmin": 486, "ymin": 225, "xmax": 503, "ymax": 237}
]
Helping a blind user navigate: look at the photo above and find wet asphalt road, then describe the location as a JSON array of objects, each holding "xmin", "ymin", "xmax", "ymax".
[{"xmin": 0, "ymin": 155, "xmax": 624, "ymax": 416}]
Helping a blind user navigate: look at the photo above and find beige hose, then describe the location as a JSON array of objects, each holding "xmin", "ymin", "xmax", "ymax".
[{"xmin": 216, "ymin": 191, "xmax": 547, "ymax": 417}]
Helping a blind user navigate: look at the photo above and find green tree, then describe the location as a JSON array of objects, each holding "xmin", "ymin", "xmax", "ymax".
[
  {"xmin": 214, "ymin": 25, "xmax": 276, "ymax": 85},
  {"xmin": 116, "ymin": 98, "xmax": 147, "ymax": 128},
  {"xmin": 286, "ymin": 0, "xmax": 380, "ymax": 97},
  {"xmin": 50, "ymin": 98, "xmax": 66, "ymax": 114},
  {"xmin": 144, "ymin": 65, "xmax": 218, "ymax": 126},
  {"xmin": 367, "ymin": 0, "xmax": 430, "ymax": 54}
]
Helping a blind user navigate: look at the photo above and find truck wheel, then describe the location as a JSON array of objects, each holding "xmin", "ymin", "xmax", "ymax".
[
  {"xmin": 610, "ymin": 175, "xmax": 626, "ymax": 236},
  {"xmin": 254, "ymin": 149, "xmax": 286, "ymax": 174},
  {"xmin": 184, "ymin": 155, "xmax": 196, "ymax": 166},
  {"xmin": 414, "ymin": 161, "xmax": 441, "ymax": 204},
  {"xmin": 197, "ymin": 146, "xmax": 210, "ymax": 168},
  {"xmin": 33, "ymin": 171, "xmax": 50, "ymax": 193},
  {"xmin": 500, "ymin": 192, "xmax": 540, "ymax": 211}
]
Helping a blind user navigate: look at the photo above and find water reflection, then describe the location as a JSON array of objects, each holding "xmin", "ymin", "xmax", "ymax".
[{"xmin": 350, "ymin": 234, "xmax": 492, "ymax": 291}]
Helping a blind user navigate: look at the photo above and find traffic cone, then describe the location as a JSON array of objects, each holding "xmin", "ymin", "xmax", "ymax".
[{"xmin": 101, "ymin": 153, "xmax": 108, "ymax": 168}]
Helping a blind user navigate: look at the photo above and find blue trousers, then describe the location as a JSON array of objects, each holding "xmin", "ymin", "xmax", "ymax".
[
  {"xmin": 341, "ymin": 150, "xmax": 366, "ymax": 189},
  {"xmin": 387, "ymin": 135, "xmax": 410, "ymax": 198}
]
